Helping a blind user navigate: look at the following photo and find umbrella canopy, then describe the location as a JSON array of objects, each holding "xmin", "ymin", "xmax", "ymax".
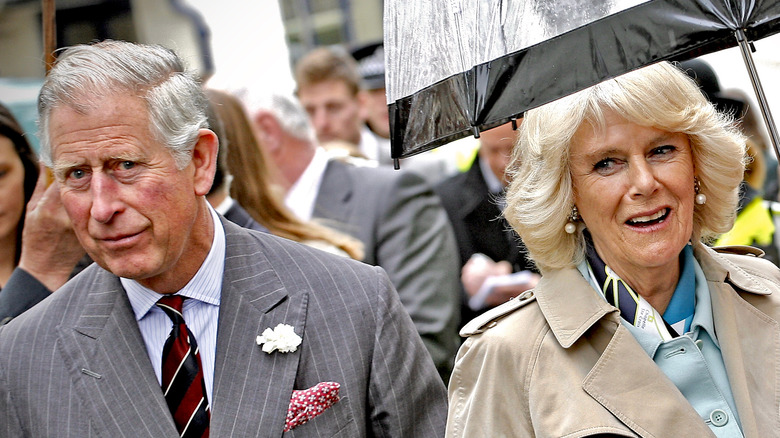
[{"xmin": 385, "ymin": 0, "xmax": 780, "ymax": 161}]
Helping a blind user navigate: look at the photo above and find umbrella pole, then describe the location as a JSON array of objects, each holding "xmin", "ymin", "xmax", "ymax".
[{"xmin": 735, "ymin": 29, "xmax": 780, "ymax": 162}]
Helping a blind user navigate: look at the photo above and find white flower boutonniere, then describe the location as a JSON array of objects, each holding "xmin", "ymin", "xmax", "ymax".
[{"xmin": 256, "ymin": 323, "xmax": 302, "ymax": 354}]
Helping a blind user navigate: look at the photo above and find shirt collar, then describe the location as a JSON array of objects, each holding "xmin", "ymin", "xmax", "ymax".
[
  {"xmin": 689, "ymin": 255, "xmax": 719, "ymax": 347},
  {"xmin": 213, "ymin": 196, "xmax": 235, "ymax": 216},
  {"xmin": 662, "ymin": 244, "xmax": 696, "ymax": 332},
  {"xmin": 284, "ymin": 146, "xmax": 329, "ymax": 221},
  {"xmin": 126, "ymin": 205, "xmax": 225, "ymax": 321},
  {"xmin": 358, "ymin": 125, "xmax": 380, "ymax": 162},
  {"xmin": 580, "ymin": 245, "xmax": 719, "ymax": 353},
  {"xmin": 478, "ymin": 153, "xmax": 504, "ymax": 194}
]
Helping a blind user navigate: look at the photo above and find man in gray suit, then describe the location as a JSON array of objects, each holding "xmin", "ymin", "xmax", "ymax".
[
  {"xmin": 0, "ymin": 40, "xmax": 447, "ymax": 437},
  {"xmin": 241, "ymin": 92, "xmax": 461, "ymax": 382}
]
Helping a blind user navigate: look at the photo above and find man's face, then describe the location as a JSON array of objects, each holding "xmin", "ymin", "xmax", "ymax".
[
  {"xmin": 49, "ymin": 93, "xmax": 214, "ymax": 291},
  {"xmin": 363, "ymin": 88, "xmax": 390, "ymax": 139},
  {"xmin": 478, "ymin": 122, "xmax": 518, "ymax": 185},
  {"xmin": 298, "ymin": 79, "xmax": 364, "ymax": 146}
]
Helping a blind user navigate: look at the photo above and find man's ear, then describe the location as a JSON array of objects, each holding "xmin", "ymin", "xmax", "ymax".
[
  {"xmin": 253, "ymin": 111, "xmax": 283, "ymax": 154},
  {"xmin": 192, "ymin": 128, "xmax": 219, "ymax": 196}
]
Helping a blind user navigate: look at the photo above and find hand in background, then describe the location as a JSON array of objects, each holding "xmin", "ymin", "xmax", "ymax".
[
  {"xmin": 462, "ymin": 253, "xmax": 540, "ymax": 309},
  {"xmin": 17, "ymin": 165, "xmax": 85, "ymax": 292}
]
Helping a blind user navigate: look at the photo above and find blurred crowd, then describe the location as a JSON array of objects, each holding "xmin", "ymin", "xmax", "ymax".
[{"xmin": 2, "ymin": 38, "xmax": 780, "ymax": 437}]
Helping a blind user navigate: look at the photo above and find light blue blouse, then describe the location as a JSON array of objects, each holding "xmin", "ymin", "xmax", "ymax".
[{"xmin": 579, "ymin": 245, "xmax": 744, "ymax": 437}]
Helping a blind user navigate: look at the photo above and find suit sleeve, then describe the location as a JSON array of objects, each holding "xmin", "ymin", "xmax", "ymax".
[
  {"xmin": 0, "ymin": 327, "xmax": 24, "ymax": 436},
  {"xmin": 368, "ymin": 266, "xmax": 448, "ymax": 437},
  {"xmin": 0, "ymin": 268, "xmax": 53, "ymax": 325},
  {"xmin": 376, "ymin": 169, "xmax": 462, "ymax": 381}
]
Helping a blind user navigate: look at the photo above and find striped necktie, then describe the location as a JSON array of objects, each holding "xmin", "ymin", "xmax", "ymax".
[{"xmin": 157, "ymin": 295, "xmax": 210, "ymax": 438}]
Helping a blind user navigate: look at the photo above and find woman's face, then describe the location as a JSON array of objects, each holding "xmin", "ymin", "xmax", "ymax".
[
  {"xmin": 0, "ymin": 135, "xmax": 26, "ymax": 243},
  {"xmin": 570, "ymin": 110, "xmax": 695, "ymax": 276}
]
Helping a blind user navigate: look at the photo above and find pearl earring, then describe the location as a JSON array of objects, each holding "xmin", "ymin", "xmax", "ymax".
[
  {"xmin": 694, "ymin": 177, "xmax": 707, "ymax": 205},
  {"xmin": 565, "ymin": 206, "xmax": 579, "ymax": 234}
]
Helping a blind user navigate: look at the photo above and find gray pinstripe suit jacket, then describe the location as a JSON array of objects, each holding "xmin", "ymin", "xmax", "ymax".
[
  {"xmin": 313, "ymin": 159, "xmax": 461, "ymax": 381},
  {"xmin": 0, "ymin": 218, "xmax": 447, "ymax": 437}
]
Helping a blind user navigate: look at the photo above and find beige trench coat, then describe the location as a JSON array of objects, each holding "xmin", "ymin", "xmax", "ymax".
[{"xmin": 446, "ymin": 243, "xmax": 780, "ymax": 437}]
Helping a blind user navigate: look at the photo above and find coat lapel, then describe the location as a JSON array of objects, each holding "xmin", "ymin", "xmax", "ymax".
[
  {"xmin": 56, "ymin": 270, "xmax": 176, "ymax": 437},
  {"xmin": 210, "ymin": 220, "xmax": 308, "ymax": 437},
  {"xmin": 699, "ymin": 245, "xmax": 780, "ymax": 437},
  {"xmin": 581, "ymin": 324, "xmax": 714, "ymax": 437}
]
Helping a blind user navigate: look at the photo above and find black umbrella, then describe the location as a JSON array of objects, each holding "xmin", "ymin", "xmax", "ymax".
[{"xmin": 385, "ymin": 0, "xmax": 780, "ymax": 166}]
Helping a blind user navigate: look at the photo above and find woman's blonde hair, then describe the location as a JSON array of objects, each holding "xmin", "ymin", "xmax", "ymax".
[{"xmin": 504, "ymin": 61, "xmax": 746, "ymax": 272}]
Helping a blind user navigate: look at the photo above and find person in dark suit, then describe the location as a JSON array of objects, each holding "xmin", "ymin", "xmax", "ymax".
[
  {"xmin": 239, "ymin": 91, "xmax": 461, "ymax": 381},
  {"xmin": 0, "ymin": 40, "xmax": 447, "ymax": 437},
  {"xmin": 435, "ymin": 122, "xmax": 539, "ymax": 328}
]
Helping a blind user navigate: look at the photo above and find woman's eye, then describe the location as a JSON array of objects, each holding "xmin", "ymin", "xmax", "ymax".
[
  {"xmin": 652, "ymin": 145, "xmax": 676, "ymax": 156},
  {"xmin": 594, "ymin": 158, "xmax": 615, "ymax": 172}
]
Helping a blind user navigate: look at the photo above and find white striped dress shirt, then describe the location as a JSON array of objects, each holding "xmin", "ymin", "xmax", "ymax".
[{"xmin": 124, "ymin": 206, "xmax": 225, "ymax": 402}]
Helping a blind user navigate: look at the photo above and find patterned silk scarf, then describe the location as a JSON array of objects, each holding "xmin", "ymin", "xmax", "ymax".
[{"xmin": 585, "ymin": 234, "xmax": 695, "ymax": 341}]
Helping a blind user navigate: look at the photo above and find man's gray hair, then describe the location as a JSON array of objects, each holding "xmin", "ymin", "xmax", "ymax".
[
  {"xmin": 38, "ymin": 40, "xmax": 208, "ymax": 169},
  {"xmin": 232, "ymin": 88, "xmax": 315, "ymax": 143}
]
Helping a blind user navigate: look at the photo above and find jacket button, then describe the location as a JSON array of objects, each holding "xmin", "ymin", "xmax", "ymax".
[{"xmin": 709, "ymin": 409, "xmax": 728, "ymax": 427}]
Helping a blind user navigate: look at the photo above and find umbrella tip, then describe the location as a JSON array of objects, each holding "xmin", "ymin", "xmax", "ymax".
[{"xmin": 393, "ymin": 158, "xmax": 400, "ymax": 170}]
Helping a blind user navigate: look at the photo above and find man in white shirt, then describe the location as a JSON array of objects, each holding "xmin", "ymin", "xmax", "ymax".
[{"xmin": 243, "ymin": 91, "xmax": 462, "ymax": 381}]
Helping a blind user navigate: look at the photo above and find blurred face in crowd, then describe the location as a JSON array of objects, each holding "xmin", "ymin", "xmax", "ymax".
[
  {"xmin": 49, "ymin": 93, "xmax": 217, "ymax": 292},
  {"xmin": 363, "ymin": 88, "xmax": 390, "ymax": 139},
  {"xmin": 478, "ymin": 122, "xmax": 518, "ymax": 186},
  {"xmin": 0, "ymin": 135, "xmax": 26, "ymax": 244},
  {"xmin": 569, "ymin": 110, "xmax": 695, "ymax": 279},
  {"xmin": 298, "ymin": 79, "xmax": 364, "ymax": 146}
]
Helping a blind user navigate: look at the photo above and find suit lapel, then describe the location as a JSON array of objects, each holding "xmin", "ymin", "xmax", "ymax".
[
  {"xmin": 313, "ymin": 160, "xmax": 354, "ymax": 224},
  {"xmin": 57, "ymin": 270, "xmax": 176, "ymax": 437},
  {"xmin": 210, "ymin": 221, "xmax": 308, "ymax": 437},
  {"xmin": 455, "ymin": 161, "xmax": 487, "ymax": 222}
]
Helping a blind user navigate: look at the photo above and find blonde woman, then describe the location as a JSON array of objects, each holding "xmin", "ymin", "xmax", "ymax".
[{"xmin": 447, "ymin": 62, "xmax": 780, "ymax": 437}]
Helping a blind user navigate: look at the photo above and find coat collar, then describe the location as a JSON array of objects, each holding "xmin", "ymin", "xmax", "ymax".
[
  {"xmin": 534, "ymin": 265, "xmax": 617, "ymax": 348},
  {"xmin": 537, "ymin": 242, "xmax": 776, "ymax": 349},
  {"xmin": 537, "ymin": 241, "xmax": 780, "ymax": 436}
]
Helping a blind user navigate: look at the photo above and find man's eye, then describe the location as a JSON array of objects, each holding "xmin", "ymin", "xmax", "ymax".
[
  {"xmin": 120, "ymin": 161, "xmax": 136, "ymax": 170},
  {"xmin": 70, "ymin": 169, "xmax": 86, "ymax": 179}
]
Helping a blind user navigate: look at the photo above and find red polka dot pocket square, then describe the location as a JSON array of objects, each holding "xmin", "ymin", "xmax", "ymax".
[{"xmin": 284, "ymin": 381, "xmax": 341, "ymax": 432}]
